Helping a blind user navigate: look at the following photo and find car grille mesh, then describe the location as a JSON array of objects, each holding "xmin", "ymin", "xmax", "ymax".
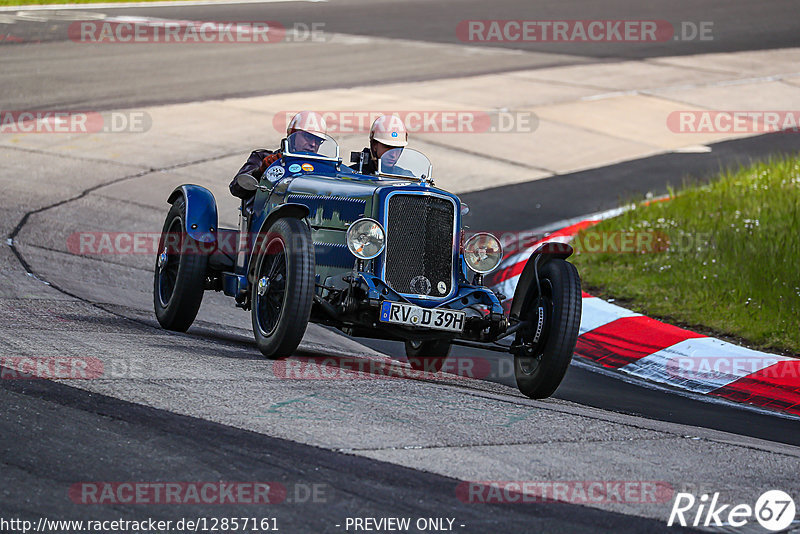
[{"xmin": 385, "ymin": 194, "xmax": 454, "ymax": 297}]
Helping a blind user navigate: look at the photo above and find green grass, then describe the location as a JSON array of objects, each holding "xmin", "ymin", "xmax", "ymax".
[{"xmin": 571, "ymin": 154, "xmax": 800, "ymax": 354}]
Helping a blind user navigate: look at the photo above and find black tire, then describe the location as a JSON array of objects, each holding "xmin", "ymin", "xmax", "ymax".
[
  {"xmin": 405, "ymin": 339, "xmax": 451, "ymax": 373},
  {"xmin": 153, "ymin": 197, "xmax": 209, "ymax": 331},
  {"xmin": 514, "ymin": 258, "xmax": 582, "ymax": 399},
  {"xmin": 251, "ymin": 217, "xmax": 315, "ymax": 359}
]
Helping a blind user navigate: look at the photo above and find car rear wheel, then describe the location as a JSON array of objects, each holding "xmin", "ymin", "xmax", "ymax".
[
  {"xmin": 251, "ymin": 217, "xmax": 315, "ymax": 359},
  {"xmin": 153, "ymin": 197, "xmax": 208, "ymax": 332},
  {"xmin": 405, "ymin": 339, "xmax": 451, "ymax": 373},
  {"xmin": 514, "ymin": 258, "xmax": 581, "ymax": 399}
]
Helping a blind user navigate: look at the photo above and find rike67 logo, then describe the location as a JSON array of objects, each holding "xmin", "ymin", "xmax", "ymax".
[{"xmin": 668, "ymin": 490, "xmax": 796, "ymax": 531}]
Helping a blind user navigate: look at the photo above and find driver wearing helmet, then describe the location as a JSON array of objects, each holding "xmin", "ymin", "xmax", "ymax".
[
  {"xmin": 230, "ymin": 110, "xmax": 328, "ymax": 199},
  {"xmin": 350, "ymin": 115, "xmax": 410, "ymax": 176}
]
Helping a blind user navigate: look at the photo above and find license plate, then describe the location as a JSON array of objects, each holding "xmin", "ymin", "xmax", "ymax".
[{"xmin": 379, "ymin": 301, "xmax": 465, "ymax": 332}]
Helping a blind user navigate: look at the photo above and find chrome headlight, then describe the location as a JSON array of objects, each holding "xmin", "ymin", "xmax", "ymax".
[
  {"xmin": 464, "ymin": 232, "xmax": 503, "ymax": 274},
  {"xmin": 346, "ymin": 218, "xmax": 386, "ymax": 260}
]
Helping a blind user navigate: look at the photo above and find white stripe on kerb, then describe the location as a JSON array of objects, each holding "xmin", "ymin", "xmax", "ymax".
[
  {"xmin": 619, "ymin": 337, "xmax": 790, "ymax": 394},
  {"xmin": 579, "ymin": 298, "xmax": 641, "ymax": 335}
]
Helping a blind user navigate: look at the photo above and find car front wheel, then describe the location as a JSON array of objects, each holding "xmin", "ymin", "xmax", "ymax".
[
  {"xmin": 251, "ymin": 217, "xmax": 315, "ymax": 359},
  {"xmin": 153, "ymin": 197, "xmax": 208, "ymax": 332},
  {"xmin": 514, "ymin": 258, "xmax": 582, "ymax": 399}
]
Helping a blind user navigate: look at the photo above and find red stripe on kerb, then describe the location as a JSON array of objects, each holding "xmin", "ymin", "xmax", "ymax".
[
  {"xmin": 491, "ymin": 263, "xmax": 524, "ymax": 285},
  {"xmin": 575, "ymin": 316, "xmax": 704, "ymax": 368},
  {"xmin": 709, "ymin": 360, "xmax": 800, "ymax": 416},
  {"xmin": 492, "ymin": 220, "xmax": 599, "ymax": 282},
  {"xmin": 555, "ymin": 219, "xmax": 601, "ymax": 236}
]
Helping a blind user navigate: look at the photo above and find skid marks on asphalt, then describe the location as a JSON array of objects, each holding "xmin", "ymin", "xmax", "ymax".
[
  {"xmin": 0, "ymin": 10, "xmax": 107, "ymax": 44},
  {"xmin": 258, "ymin": 388, "xmax": 538, "ymax": 429}
]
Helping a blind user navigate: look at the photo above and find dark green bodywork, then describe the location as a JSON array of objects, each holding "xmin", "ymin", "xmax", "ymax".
[{"xmin": 255, "ymin": 168, "xmax": 416, "ymax": 288}]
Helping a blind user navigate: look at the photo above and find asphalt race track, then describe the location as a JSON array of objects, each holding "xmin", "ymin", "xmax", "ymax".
[
  {"xmin": 2, "ymin": 1, "xmax": 800, "ymax": 533},
  {"xmin": 2, "ymin": 0, "xmax": 800, "ymax": 110}
]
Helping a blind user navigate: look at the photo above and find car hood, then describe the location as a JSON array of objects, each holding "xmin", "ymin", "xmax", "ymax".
[
  {"xmin": 282, "ymin": 174, "xmax": 456, "ymax": 230},
  {"xmin": 286, "ymin": 173, "xmax": 414, "ymax": 200}
]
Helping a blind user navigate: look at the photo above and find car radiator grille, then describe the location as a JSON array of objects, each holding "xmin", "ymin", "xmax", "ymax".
[{"xmin": 384, "ymin": 194, "xmax": 455, "ymax": 297}]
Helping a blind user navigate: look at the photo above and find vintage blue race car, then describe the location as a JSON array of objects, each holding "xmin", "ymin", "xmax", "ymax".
[{"xmin": 153, "ymin": 132, "xmax": 582, "ymax": 398}]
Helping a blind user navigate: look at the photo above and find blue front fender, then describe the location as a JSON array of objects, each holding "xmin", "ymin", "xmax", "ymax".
[{"xmin": 167, "ymin": 185, "xmax": 218, "ymax": 244}]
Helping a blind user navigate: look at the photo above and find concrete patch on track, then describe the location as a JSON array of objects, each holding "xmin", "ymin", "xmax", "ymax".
[{"xmin": 2, "ymin": 47, "xmax": 800, "ymax": 194}]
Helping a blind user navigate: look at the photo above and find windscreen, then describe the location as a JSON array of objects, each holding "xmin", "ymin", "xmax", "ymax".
[
  {"xmin": 378, "ymin": 148, "xmax": 433, "ymax": 180},
  {"xmin": 284, "ymin": 131, "xmax": 339, "ymax": 160}
]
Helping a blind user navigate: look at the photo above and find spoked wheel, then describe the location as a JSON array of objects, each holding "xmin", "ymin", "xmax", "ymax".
[
  {"xmin": 251, "ymin": 217, "xmax": 315, "ymax": 359},
  {"xmin": 153, "ymin": 197, "xmax": 208, "ymax": 331},
  {"xmin": 405, "ymin": 339, "xmax": 451, "ymax": 373},
  {"xmin": 514, "ymin": 258, "xmax": 582, "ymax": 399}
]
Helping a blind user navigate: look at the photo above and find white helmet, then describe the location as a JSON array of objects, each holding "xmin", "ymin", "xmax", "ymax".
[
  {"xmin": 370, "ymin": 115, "xmax": 408, "ymax": 147},
  {"xmin": 287, "ymin": 111, "xmax": 327, "ymax": 137}
]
